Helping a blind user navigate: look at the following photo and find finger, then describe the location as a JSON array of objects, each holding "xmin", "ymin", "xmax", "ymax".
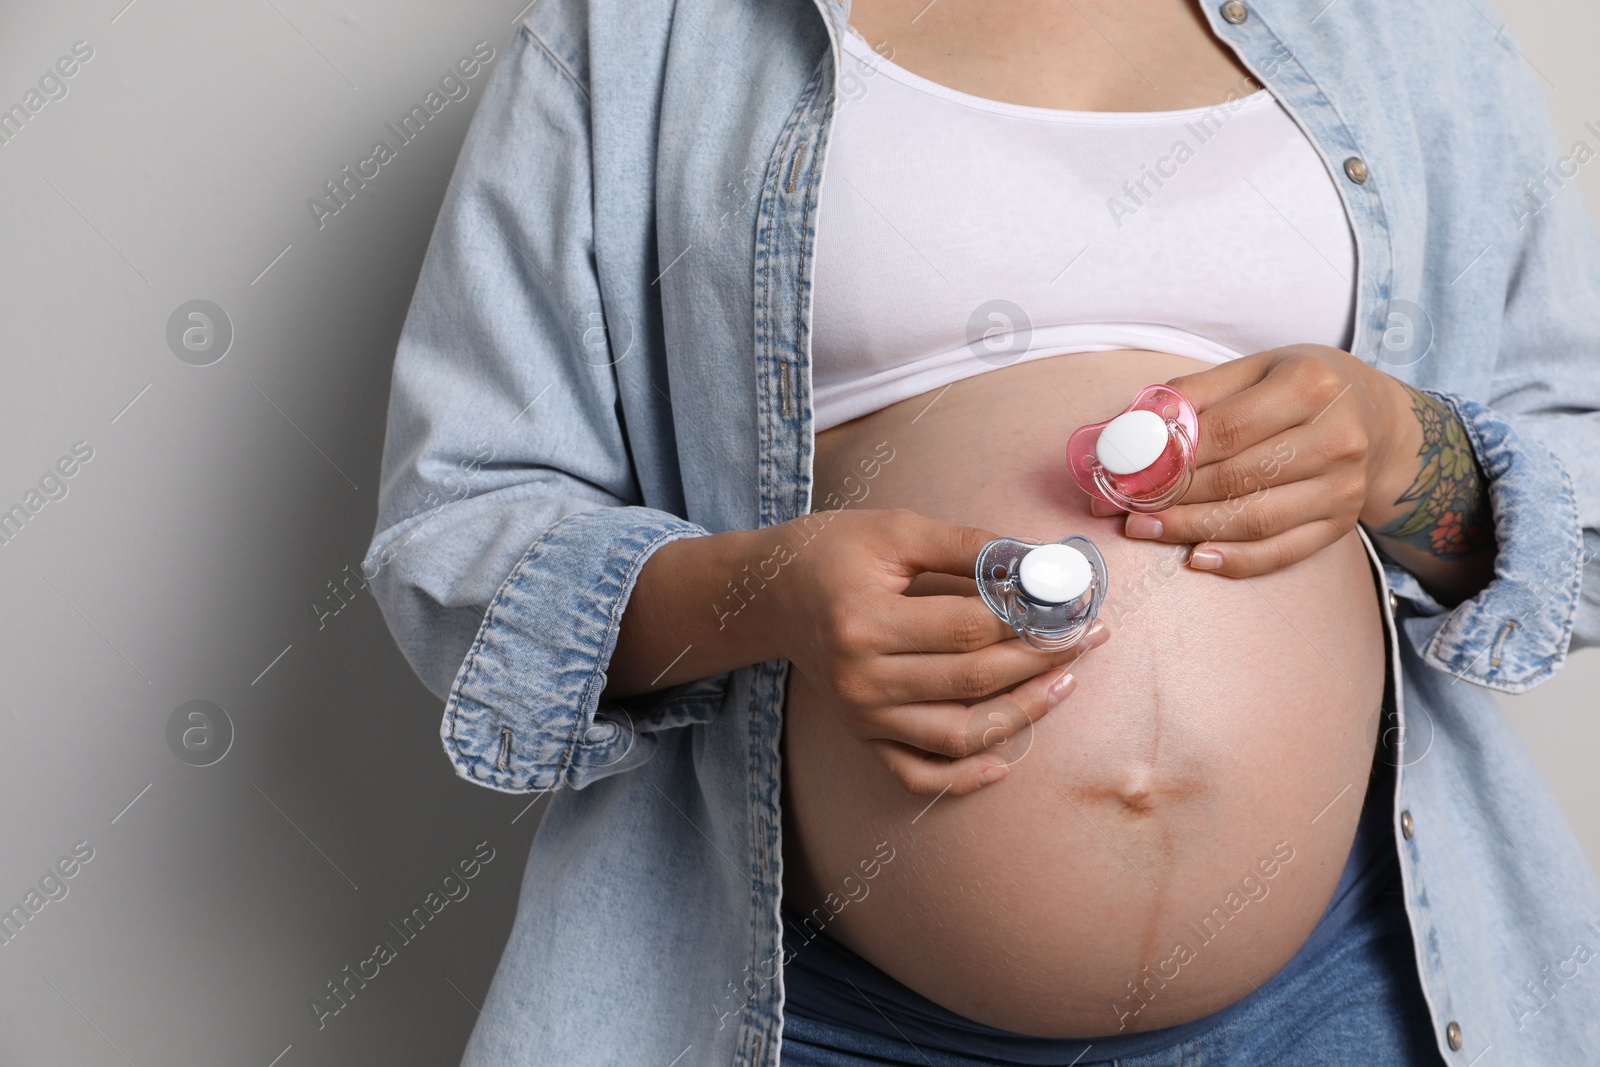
[
  {"xmin": 878, "ymin": 593, "xmax": 1017, "ymax": 653},
  {"xmin": 966, "ymin": 664, "xmax": 1081, "ymax": 756},
  {"xmin": 875, "ymin": 619, "xmax": 1109, "ymax": 705},
  {"xmin": 903, "ymin": 571, "xmax": 979, "ymax": 598},
  {"xmin": 1186, "ymin": 519, "xmax": 1349, "ymax": 578},
  {"xmin": 1164, "ymin": 351, "xmax": 1275, "ymax": 413},
  {"xmin": 1089, "ymin": 497, "xmax": 1125, "ymax": 517},
  {"xmin": 1179, "ymin": 424, "xmax": 1326, "ymax": 505},
  {"xmin": 866, "ymin": 738, "xmax": 1014, "ymax": 797},
  {"xmin": 1185, "ymin": 376, "xmax": 1322, "ymax": 468},
  {"xmin": 883, "ymin": 510, "xmax": 1003, "ymax": 579},
  {"xmin": 1127, "ymin": 480, "xmax": 1342, "ymax": 546},
  {"xmin": 862, "ymin": 667, "xmax": 1076, "ymax": 759}
]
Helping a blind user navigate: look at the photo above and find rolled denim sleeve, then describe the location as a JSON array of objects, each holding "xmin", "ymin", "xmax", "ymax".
[
  {"xmin": 1391, "ymin": 22, "xmax": 1600, "ymax": 693},
  {"xmin": 439, "ymin": 507, "xmax": 722, "ymax": 792},
  {"xmin": 365, "ymin": 22, "xmax": 723, "ymax": 793},
  {"xmin": 1390, "ymin": 392, "xmax": 1586, "ymax": 693}
]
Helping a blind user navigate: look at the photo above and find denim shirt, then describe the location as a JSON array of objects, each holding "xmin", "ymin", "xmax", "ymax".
[{"xmin": 365, "ymin": 1, "xmax": 1600, "ymax": 1063}]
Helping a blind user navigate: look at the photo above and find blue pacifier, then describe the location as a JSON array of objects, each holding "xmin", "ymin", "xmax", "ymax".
[{"xmin": 975, "ymin": 535, "xmax": 1107, "ymax": 651}]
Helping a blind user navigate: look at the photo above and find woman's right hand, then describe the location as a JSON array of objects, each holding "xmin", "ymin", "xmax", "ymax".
[{"xmin": 765, "ymin": 507, "xmax": 1109, "ymax": 796}]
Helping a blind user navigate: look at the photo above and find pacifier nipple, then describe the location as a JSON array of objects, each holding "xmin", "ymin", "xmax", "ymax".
[
  {"xmin": 1095, "ymin": 409, "xmax": 1169, "ymax": 475},
  {"xmin": 1016, "ymin": 543, "xmax": 1092, "ymax": 604}
]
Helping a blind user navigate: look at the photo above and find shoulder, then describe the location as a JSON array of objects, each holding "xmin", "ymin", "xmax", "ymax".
[
  {"xmin": 1259, "ymin": 0, "xmax": 1557, "ymax": 179},
  {"xmin": 514, "ymin": 0, "xmax": 816, "ymax": 98},
  {"xmin": 1262, "ymin": 0, "xmax": 1515, "ymax": 47},
  {"xmin": 1265, "ymin": 0, "xmax": 1532, "ymax": 103},
  {"xmin": 512, "ymin": 0, "xmax": 678, "ymax": 98}
]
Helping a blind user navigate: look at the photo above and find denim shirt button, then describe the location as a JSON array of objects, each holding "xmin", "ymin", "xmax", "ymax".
[
  {"xmin": 1388, "ymin": 589, "xmax": 1399, "ymax": 615},
  {"xmin": 1401, "ymin": 809, "xmax": 1415, "ymax": 840},
  {"xmin": 1220, "ymin": 0, "xmax": 1249, "ymax": 23},
  {"xmin": 1446, "ymin": 1020, "xmax": 1463, "ymax": 1050},
  {"xmin": 1344, "ymin": 156, "xmax": 1371, "ymax": 184}
]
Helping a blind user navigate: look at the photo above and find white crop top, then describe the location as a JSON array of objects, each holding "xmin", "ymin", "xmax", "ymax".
[{"xmin": 810, "ymin": 27, "xmax": 1358, "ymax": 432}]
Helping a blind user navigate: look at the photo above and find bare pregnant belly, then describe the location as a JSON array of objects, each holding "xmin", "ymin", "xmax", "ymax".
[{"xmin": 780, "ymin": 350, "xmax": 1387, "ymax": 1037}]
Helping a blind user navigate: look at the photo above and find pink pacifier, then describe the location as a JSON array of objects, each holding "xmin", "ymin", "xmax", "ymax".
[
  {"xmin": 975, "ymin": 535, "xmax": 1107, "ymax": 651},
  {"xmin": 1067, "ymin": 384, "xmax": 1200, "ymax": 513}
]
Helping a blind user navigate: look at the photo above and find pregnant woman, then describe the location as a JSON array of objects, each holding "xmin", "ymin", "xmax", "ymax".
[{"xmin": 366, "ymin": 1, "xmax": 1600, "ymax": 1065}]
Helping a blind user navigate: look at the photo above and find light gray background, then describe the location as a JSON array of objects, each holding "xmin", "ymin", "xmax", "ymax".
[{"xmin": 0, "ymin": 1, "xmax": 1594, "ymax": 1064}]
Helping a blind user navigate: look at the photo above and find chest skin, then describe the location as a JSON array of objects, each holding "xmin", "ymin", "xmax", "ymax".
[{"xmin": 844, "ymin": 0, "xmax": 1261, "ymax": 114}]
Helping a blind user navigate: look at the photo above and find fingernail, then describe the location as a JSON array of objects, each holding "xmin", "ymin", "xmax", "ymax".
[
  {"xmin": 1046, "ymin": 670, "xmax": 1076, "ymax": 708},
  {"xmin": 1190, "ymin": 547, "xmax": 1224, "ymax": 571},
  {"xmin": 1125, "ymin": 514, "xmax": 1163, "ymax": 539},
  {"xmin": 978, "ymin": 762, "xmax": 1010, "ymax": 786}
]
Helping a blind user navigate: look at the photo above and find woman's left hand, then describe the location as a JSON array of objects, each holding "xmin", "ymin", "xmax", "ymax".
[{"xmin": 1092, "ymin": 344, "xmax": 1421, "ymax": 578}]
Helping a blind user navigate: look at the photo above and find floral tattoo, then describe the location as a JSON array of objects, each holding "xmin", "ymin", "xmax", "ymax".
[{"xmin": 1377, "ymin": 384, "xmax": 1494, "ymax": 558}]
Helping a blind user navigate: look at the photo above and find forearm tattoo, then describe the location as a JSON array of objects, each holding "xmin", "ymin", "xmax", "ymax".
[{"xmin": 1377, "ymin": 384, "xmax": 1494, "ymax": 558}]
